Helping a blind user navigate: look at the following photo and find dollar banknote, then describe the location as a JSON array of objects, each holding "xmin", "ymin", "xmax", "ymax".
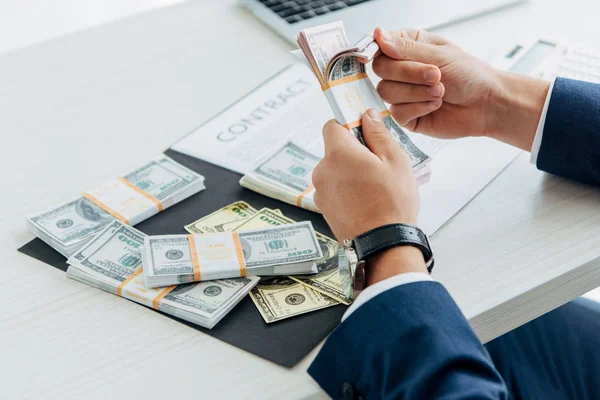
[
  {"xmin": 122, "ymin": 155, "xmax": 205, "ymax": 207},
  {"xmin": 296, "ymin": 21, "xmax": 431, "ymax": 179},
  {"xmin": 235, "ymin": 208, "xmax": 351, "ymax": 305},
  {"xmin": 185, "ymin": 204, "xmax": 349, "ymax": 314},
  {"xmin": 249, "ymin": 276, "xmax": 338, "ymax": 323},
  {"xmin": 143, "ymin": 221, "xmax": 323, "ymax": 287},
  {"xmin": 66, "ymin": 220, "xmax": 258, "ymax": 329},
  {"xmin": 26, "ymin": 197, "xmax": 115, "ymax": 257},
  {"xmin": 185, "ymin": 201, "xmax": 257, "ymax": 234},
  {"xmin": 239, "ymin": 142, "xmax": 319, "ymax": 212},
  {"xmin": 27, "ymin": 154, "xmax": 205, "ymax": 256},
  {"xmin": 184, "ymin": 204, "xmax": 347, "ymax": 311}
]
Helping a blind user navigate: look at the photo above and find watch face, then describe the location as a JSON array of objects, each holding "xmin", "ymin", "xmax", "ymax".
[{"xmin": 338, "ymin": 247, "xmax": 353, "ymax": 300}]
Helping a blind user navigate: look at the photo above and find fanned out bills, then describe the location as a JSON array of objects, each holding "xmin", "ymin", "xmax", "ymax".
[
  {"xmin": 27, "ymin": 155, "xmax": 205, "ymax": 257},
  {"xmin": 295, "ymin": 21, "xmax": 432, "ymax": 181},
  {"xmin": 66, "ymin": 220, "xmax": 259, "ymax": 329},
  {"xmin": 142, "ymin": 221, "xmax": 323, "ymax": 288}
]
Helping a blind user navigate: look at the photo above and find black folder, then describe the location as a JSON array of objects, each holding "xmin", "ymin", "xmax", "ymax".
[{"xmin": 18, "ymin": 149, "xmax": 347, "ymax": 368}]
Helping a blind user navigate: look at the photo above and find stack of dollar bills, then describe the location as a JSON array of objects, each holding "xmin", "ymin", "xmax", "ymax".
[
  {"xmin": 240, "ymin": 142, "xmax": 320, "ymax": 212},
  {"xmin": 26, "ymin": 155, "xmax": 205, "ymax": 257},
  {"xmin": 185, "ymin": 202, "xmax": 353, "ymax": 323},
  {"xmin": 240, "ymin": 139, "xmax": 430, "ymax": 213},
  {"xmin": 294, "ymin": 21, "xmax": 432, "ymax": 183},
  {"xmin": 66, "ymin": 220, "xmax": 259, "ymax": 329},
  {"xmin": 142, "ymin": 221, "xmax": 323, "ymax": 288}
]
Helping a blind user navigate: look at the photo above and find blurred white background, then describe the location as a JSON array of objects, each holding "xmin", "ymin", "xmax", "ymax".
[{"xmin": 0, "ymin": 0, "xmax": 185, "ymax": 54}]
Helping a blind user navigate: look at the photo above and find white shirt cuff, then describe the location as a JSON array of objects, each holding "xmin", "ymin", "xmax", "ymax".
[
  {"xmin": 530, "ymin": 78, "xmax": 556, "ymax": 164},
  {"xmin": 341, "ymin": 272, "xmax": 433, "ymax": 322}
]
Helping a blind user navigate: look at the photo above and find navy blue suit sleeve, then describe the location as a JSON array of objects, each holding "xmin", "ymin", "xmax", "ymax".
[
  {"xmin": 537, "ymin": 78, "xmax": 600, "ymax": 185},
  {"xmin": 308, "ymin": 281, "xmax": 508, "ymax": 399}
]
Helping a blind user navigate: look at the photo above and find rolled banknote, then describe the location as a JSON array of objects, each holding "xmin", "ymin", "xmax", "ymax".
[
  {"xmin": 143, "ymin": 221, "xmax": 323, "ymax": 288},
  {"xmin": 27, "ymin": 154, "xmax": 206, "ymax": 257},
  {"xmin": 295, "ymin": 21, "xmax": 431, "ymax": 180},
  {"xmin": 66, "ymin": 220, "xmax": 259, "ymax": 329}
]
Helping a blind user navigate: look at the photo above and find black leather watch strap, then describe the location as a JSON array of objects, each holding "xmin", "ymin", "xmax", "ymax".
[{"xmin": 353, "ymin": 223, "xmax": 434, "ymax": 272}]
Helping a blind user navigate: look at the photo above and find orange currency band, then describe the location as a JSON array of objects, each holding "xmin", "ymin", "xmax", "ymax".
[
  {"xmin": 342, "ymin": 110, "xmax": 391, "ymax": 130},
  {"xmin": 297, "ymin": 184, "xmax": 315, "ymax": 208},
  {"xmin": 231, "ymin": 232, "xmax": 247, "ymax": 277},
  {"xmin": 117, "ymin": 268, "xmax": 143, "ymax": 296},
  {"xmin": 116, "ymin": 177, "xmax": 164, "ymax": 212},
  {"xmin": 189, "ymin": 234, "xmax": 201, "ymax": 281},
  {"xmin": 82, "ymin": 191, "xmax": 130, "ymax": 225},
  {"xmin": 152, "ymin": 285, "xmax": 176, "ymax": 310},
  {"xmin": 321, "ymin": 72, "xmax": 369, "ymax": 91}
]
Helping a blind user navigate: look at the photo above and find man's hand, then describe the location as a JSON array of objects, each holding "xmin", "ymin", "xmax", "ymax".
[
  {"xmin": 313, "ymin": 110, "xmax": 426, "ymax": 285},
  {"xmin": 373, "ymin": 27, "xmax": 550, "ymax": 151}
]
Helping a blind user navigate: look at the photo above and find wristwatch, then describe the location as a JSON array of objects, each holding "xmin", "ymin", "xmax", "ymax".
[{"xmin": 338, "ymin": 223, "xmax": 434, "ymax": 300}]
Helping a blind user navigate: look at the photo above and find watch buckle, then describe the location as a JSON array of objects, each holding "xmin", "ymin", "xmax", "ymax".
[
  {"xmin": 352, "ymin": 260, "xmax": 366, "ymax": 299},
  {"xmin": 423, "ymin": 234, "xmax": 435, "ymax": 272}
]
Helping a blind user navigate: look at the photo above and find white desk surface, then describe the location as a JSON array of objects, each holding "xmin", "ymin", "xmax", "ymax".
[{"xmin": 2, "ymin": 0, "xmax": 600, "ymax": 398}]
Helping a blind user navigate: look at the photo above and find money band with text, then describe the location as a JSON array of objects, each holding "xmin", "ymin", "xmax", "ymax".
[
  {"xmin": 188, "ymin": 232, "xmax": 247, "ymax": 281},
  {"xmin": 322, "ymin": 73, "xmax": 391, "ymax": 130},
  {"xmin": 117, "ymin": 267, "xmax": 176, "ymax": 309},
  {"xmin": 83, "ymin": 178, "xmax": 163, "ymax": 226}
]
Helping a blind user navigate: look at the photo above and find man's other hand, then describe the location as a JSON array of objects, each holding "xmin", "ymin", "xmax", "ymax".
[
  {"xmin": 313, "ymin": 110, "xmax": 426, "ymax": 284},
  {"xmin": 373, "ymin": 27, "xmax": 500, "ymax": 138},
  {"xmin": 372, "ymin": 27, "xmax": 550, "ymax": 151}
]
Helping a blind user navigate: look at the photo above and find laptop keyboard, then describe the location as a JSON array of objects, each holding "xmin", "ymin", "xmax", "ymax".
[{"xmin": 257, "ymin": 0, "xmax": 374, "ymax": 24}]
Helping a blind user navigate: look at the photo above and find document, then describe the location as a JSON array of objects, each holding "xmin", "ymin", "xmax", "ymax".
[
  {"xmin": 172, "ymin": 65, "xmax": 328, "ymax": 173},
  {"xmin": 171, "ymin": 64, "xmax": 520, "ymax": 235}
]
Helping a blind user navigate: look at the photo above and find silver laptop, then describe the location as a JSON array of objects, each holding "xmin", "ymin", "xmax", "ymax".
[{"xmin": 241, "ymin": 0, "xmax": 526, "ymax": 44}]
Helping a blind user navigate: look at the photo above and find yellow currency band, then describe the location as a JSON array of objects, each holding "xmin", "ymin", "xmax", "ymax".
[
  {"xmin": 321, "ymin": 72, "xmax": 369, "ymax": 91},
  {"xmin": 82, "ymin": 191, "xmax": 130, "ymax": 225},
  {"xmin": 117, "ymin": 177, "xmax": 164, "ymax": 212},
  {"xmin": 297, "ymin": 184, "xmax": 315, "ymax": 208},
  {"xmin": 189, "ymin": 234, "xmax": 202, "ymax": 281},
  {"xmin": 117, "ymin": 268, "xmax": 142, "ymax": 296},
  {"xmin": 232, "ymin": 232, "xmax": 247, "ymax": 277},
  {"xmin": 343, "ymin": 110, "xmax": 391, "ymax": 130},
  {"xmin": 116, "ymin": 268, "xmax": 175, "ymax": 310},
  {"xmin": 151, "ymin": 285, "xmax": 176, "ymax": 310},
  {"xmin": 82, "ymin": 178, "xmax": 163, "ymax": 225}
]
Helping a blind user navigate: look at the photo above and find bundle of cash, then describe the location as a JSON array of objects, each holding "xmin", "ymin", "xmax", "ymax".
[
  {"xmin": 240, "ymin": 140, "xmax": 430, "ymax": 213},
  {"xmin": 66, "ymin": 220, "xmax": 259, "ymax": 329},
  {"xmin": 26, "ymin": 155, "xmax": 205, "ymax": 257},
  {"xmin": 143, "ymin": 221, "xmax": 323, "ymax": 288},
  {"xmin": 188, "ymin": 205, "xmax": 351, "ymax": 304},
  {"xmin": 185, "ymin": 202, "xmax": 348, "ymax": 322},
  {"xmin": 240, "ymin": 142, "xmax": 319, "ymax": 212},
  {"xmin": 295, "ymin": 21, "xmax": 432, "ymax": 182}
]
